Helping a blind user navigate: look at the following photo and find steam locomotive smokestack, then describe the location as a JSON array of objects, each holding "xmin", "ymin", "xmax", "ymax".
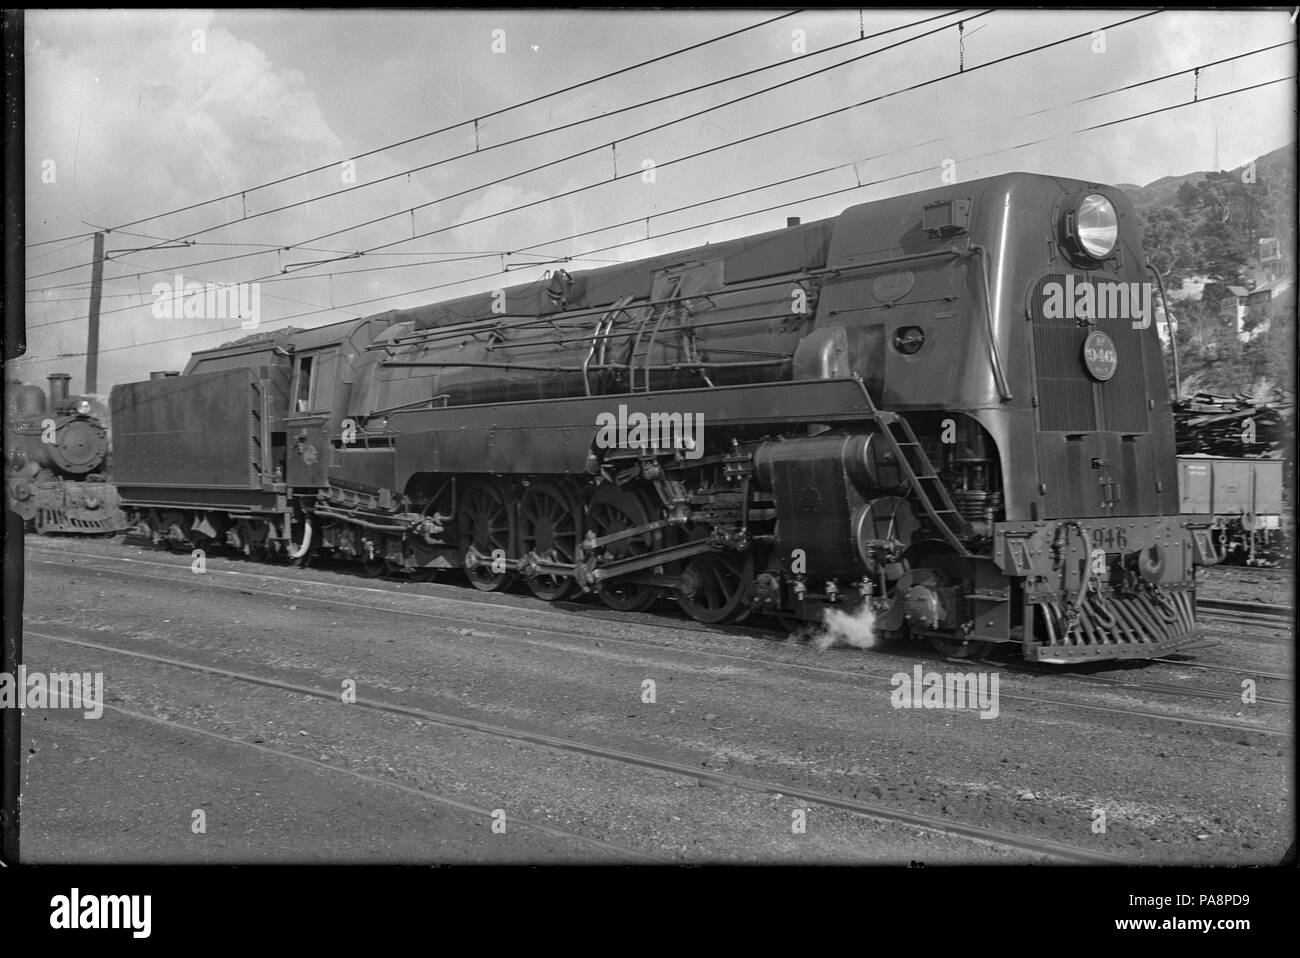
[{"xmin": 47, "ymin": 372, "xmax": 71, "ymax": 403}]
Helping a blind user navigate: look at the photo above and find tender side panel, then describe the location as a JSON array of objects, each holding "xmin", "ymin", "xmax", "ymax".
[{"xmin": 112, "ymin": 367, "xmax": 266, "ymax": 489}]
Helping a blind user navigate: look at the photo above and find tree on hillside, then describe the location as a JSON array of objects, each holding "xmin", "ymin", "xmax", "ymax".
[
  {"xmin": 1169, "ymin": 297, "xmax": 1279, "ymax": 397},
  {"xmin": 1141, "ymin": 169, "xmax": 1268, "ymax": 289},
  {"xmin": 1174, "ymin": 180, "xmax": 1200, "ymax": 218},
  {"xmin": 1142, "ymin": 206, "xmax": 1199, "ymax": 290},
  {"xmin": 1142, "ymin": 150, "xmax": 1296, "ymax": 400}
]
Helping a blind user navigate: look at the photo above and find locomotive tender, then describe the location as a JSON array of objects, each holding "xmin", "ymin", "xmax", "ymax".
[
  {"xmin": 111, "ymin": 172, "xmax": 1221, "ymax": 663},
  {"xmin": 5, "ymin": 372, "xmax": 126, "ymax": 534}
]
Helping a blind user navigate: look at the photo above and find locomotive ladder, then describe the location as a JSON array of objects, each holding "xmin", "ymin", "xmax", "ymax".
[{"xmin": 873, "ymin": 411, "xmax": 972, "ymax": 557}]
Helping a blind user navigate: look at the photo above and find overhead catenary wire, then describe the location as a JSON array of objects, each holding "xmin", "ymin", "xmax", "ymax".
[
  {"xmin": 1009, "ymin": 40, "xmax": 1292, "ymax": 120},
  {"xmin": 23, "ymin": 9, "xmax": 807, "ymax": 251},
  {"xmin": 26, "ymin": 251, "xmax": 610, "ymax": 304},
  {"xmin": 30, "ymin": 6, "xmax": 1153, "ymax": 309},
  {"xmin": 28, "ymin": 70, "xmax": 1290, "ymax": 363},
  {"xmin": 36, "ymin": 7, "xmax": 1166, "ymax": 326},
  {"xmin": 25, "ymin": 8, "xmax": 981, "ymax": 285},
  {"xmin": 25, "ymin": 45, "xmax": 1288, "ymax": 331}
]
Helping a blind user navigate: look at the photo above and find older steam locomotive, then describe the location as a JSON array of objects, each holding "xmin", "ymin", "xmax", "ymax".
[
  {"xmin": 110, "ymin": 172, "xmax": 1222, "ymax": 663},
  {"xmin": 5, "ymin": 372, "xmax": 126, "ymax": 534}
]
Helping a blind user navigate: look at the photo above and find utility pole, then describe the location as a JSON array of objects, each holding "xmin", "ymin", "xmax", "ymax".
[{"xmin": 85, "ymin": 230, "xmax": 104, "ymax": 394}]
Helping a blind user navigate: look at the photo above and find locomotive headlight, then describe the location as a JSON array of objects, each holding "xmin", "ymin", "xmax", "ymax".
[
  {"xmin": 75, "ymin": 399, "xmax": 92, "ymax": 415},
  {"xmin": 1072, "ymin": 193, "xmax": 1118, "ymax": 260}
]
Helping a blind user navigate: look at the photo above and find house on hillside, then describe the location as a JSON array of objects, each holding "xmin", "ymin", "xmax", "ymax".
[
  {"xmin": 1219, "ymin": 276, "xmax": 1295, "ymax": 342},
  {"xmin": 1215, "ymin": 236, "xmax": 1296, "ymax": 342},
  {"xmin": 1219, "ymin": 285, "xmax": 1252, "ymax": 337},
  {"xmin": 1245, "ymin": 276, "xmax": 1295, "ymax": 340},
  {"xmin": 1257, "ymin": 237, "xmax": 1284, "ymax": 283}
]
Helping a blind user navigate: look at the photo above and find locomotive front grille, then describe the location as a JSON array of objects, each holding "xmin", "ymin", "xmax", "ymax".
[
  {"xmin": 34, "ymin": 506, "xmax": 129, "ymax": 534},
  {"xmin": 1030, "ymin": 273, "xmax": 1151, "ymax": 434},
  {"xmin": 1026, "ymin": 585, "xmax": 1197, "ymax": 663}
]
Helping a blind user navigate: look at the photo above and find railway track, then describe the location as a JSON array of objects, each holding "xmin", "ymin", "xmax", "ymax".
[
  {"xmin": 1204, "ymin": 565, "xmax": 1293, "ymax": 579},
  {"xmin": 1150, "ymin": 657, "xmax": 1293, "ymax": 682},
  {"xmin": 27, "ymin": 545, "xmax": 1293, "ymax": 737},
  {"xmin": 30, "ymin": 627, "xmax": 1127, "ymax": 864},
  {"xmin": 1198, "ymin": 598, "xmax": 1294, "ymax": 631},
  {"xmin": 95, "ymin": 699, "xmax": 665, "ymax": 863}
]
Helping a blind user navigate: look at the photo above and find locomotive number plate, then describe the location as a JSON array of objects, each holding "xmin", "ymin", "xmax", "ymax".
[
  {"xmin": 1090, "ymin": 526, "xmax": 1128, "ymax": 551},
  {"xmin": 1082, "ymin": 330, "xmax": 1118, "ymax": 381}
]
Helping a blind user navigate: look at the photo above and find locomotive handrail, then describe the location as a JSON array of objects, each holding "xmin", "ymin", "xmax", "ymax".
[
  {"xmin": 370, "ymin": 247, "xmax": 963, "ymax": 352},
  {"xmin": 583, "ymin": 295, "xmax": 633, "ymax": 396},
  {"xmin": 966, "ymin": 244, "xmax": 1013, "ymax": 402},
  {"xmin": 381, "ymin": 358, "xmax": 792, "ymax": 372},
  {"xmin": 366, "ymin": 394, "xmax": 452, "ymax": 417},
  {"xmin": 1147, "ymin": 262, "xmax": 1182, "ymax": 400}
]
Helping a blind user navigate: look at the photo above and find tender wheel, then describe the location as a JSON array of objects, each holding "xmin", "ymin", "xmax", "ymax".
[
  {"xmin": 676, "ymin": 550, "xmax": 754, "ymax": 624},
  {"xmin": 162, "ymin": 512, "xmax": 190, "ymax": 553},
  {"xmin": 241, "ymin": 520, "xmax": 272, "ymax": 562},
  {"xmin": 457, "ymin": 480, "xmax": 516, "ymax": 592},
  {"xmin": 928, "ymin": 635, "xmax": 993, "ymax": 659},
  {"xmin": 128, "ymin": 512, "xmax": 157, "ymax": 546},
  {"xmin": 586, "ymin": 483, "xmax": 660, "ymax": 612},
  {"xmin": 518, "ymin": 479, "xmax": 579, "ymax": 601}
]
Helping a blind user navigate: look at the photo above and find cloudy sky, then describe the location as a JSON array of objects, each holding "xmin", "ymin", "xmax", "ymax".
[{"xmin": 18, "ymin": 8, "xmax": 1296, "ymax": 393}]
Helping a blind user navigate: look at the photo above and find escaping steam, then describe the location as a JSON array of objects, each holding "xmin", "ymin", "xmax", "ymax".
[{"xmin": 815, "ymin": 603, "xmax": 879, "ymax": 651}]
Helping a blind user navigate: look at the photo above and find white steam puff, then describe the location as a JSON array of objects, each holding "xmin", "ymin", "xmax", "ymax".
[{"xmin": 814, "ymin": 603, "xmax": 879, "ymax": 651}]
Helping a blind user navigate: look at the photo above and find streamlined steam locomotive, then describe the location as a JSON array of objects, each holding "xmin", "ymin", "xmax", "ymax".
[
  {"xmin": 111, "ymin": 172, "xmax": 1222, "ymax": 663},
  {"xmin": 5, "ymin": 372, "xmax": 126, "ymax": 534}
]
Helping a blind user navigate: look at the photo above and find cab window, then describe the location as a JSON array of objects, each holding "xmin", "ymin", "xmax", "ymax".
[
  {"xmin": 295, "ymin": 356, "xmax": 313, "ymax": 412},
  {"xmin": 294, "ymin": 349, "xmax": 339, "ymax": 413},
  {"xmin": 312, "ymin": 349, "xmax": 339, "ymax": 411}
]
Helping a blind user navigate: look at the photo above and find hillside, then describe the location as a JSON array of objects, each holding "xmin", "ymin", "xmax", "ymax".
[{"xmin": 1118, "ymin": 142, "xmax": 1294, "ymax": 213}]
